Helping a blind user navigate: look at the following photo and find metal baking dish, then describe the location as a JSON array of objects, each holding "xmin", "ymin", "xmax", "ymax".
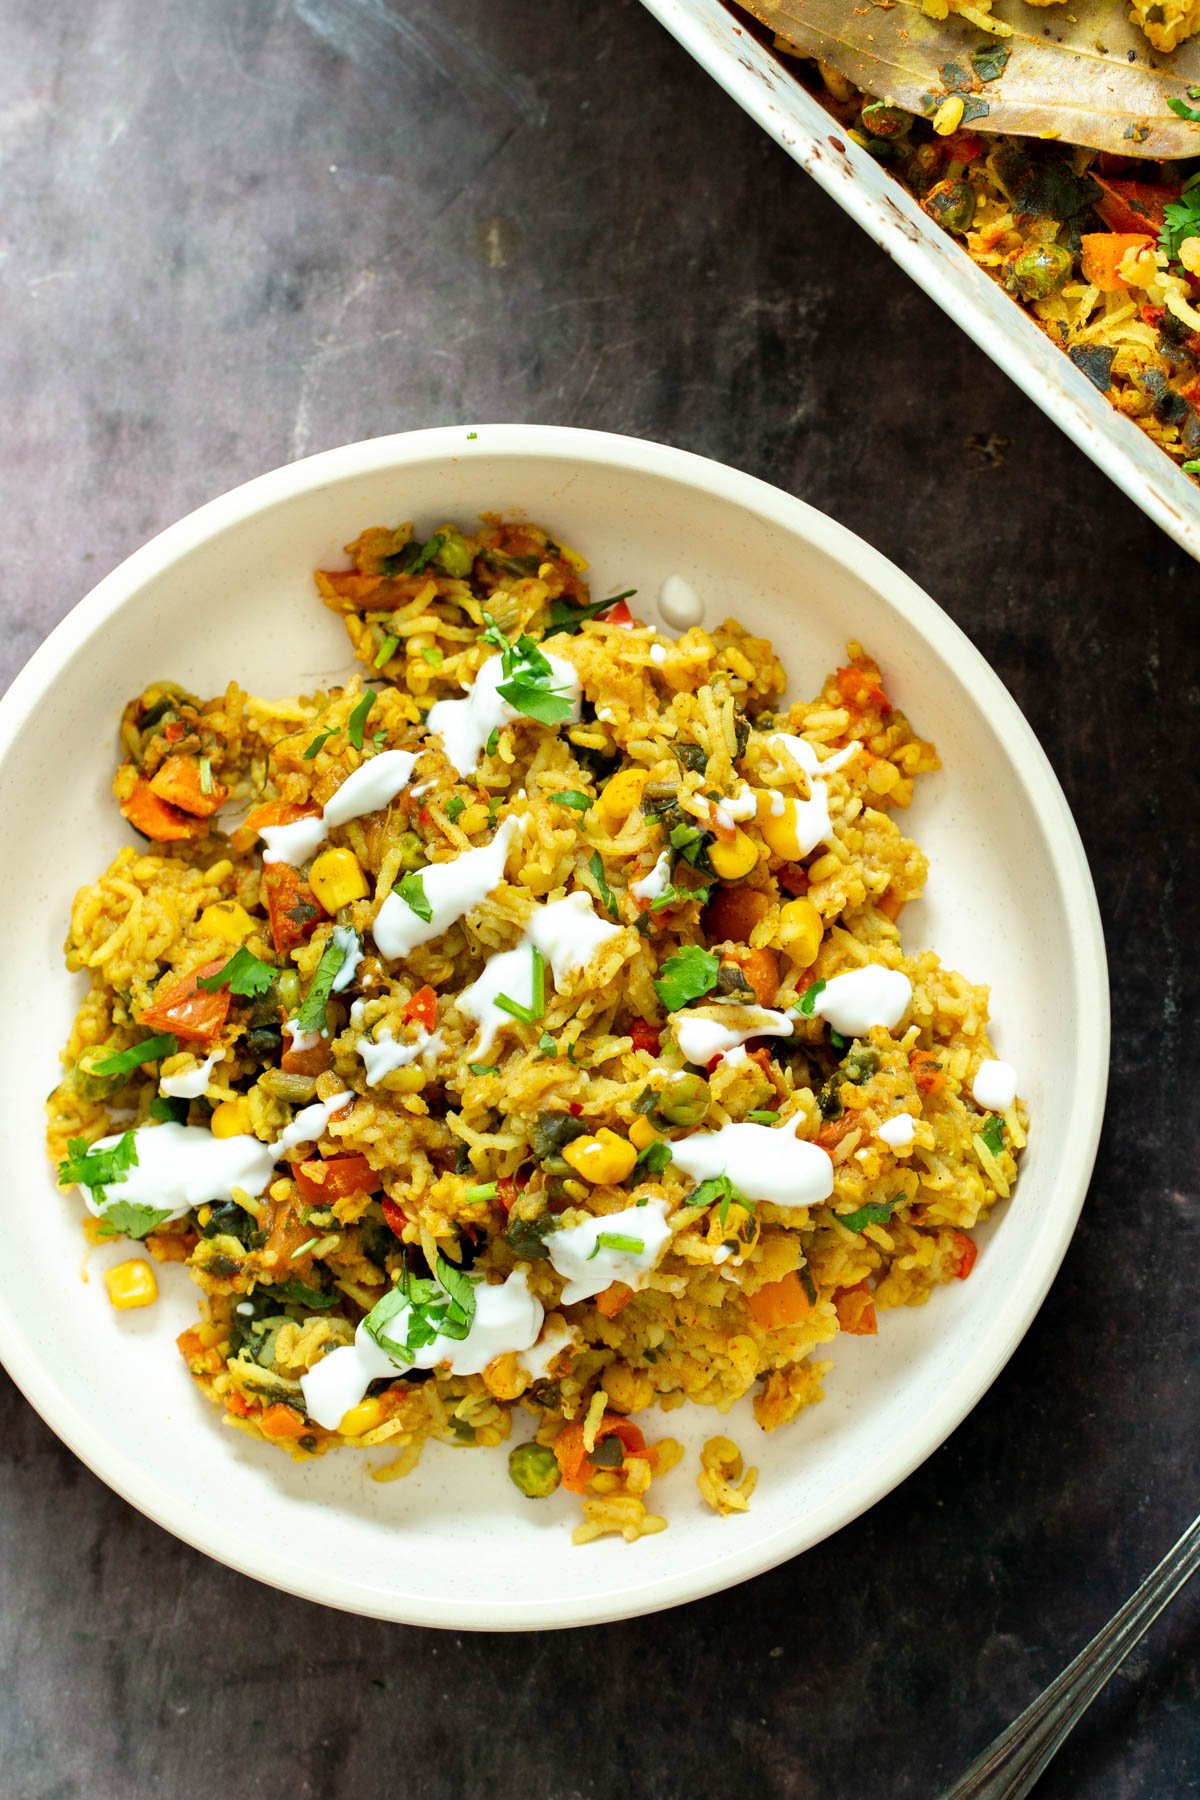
[{"xmin": 640, "ymin": 0, "xmax": 1200, "ymax": 561}]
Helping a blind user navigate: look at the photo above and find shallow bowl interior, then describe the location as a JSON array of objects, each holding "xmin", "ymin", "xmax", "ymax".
[{"xmin": 0, "ymin": 425, "xmax": 1107, "ymax": 1628}]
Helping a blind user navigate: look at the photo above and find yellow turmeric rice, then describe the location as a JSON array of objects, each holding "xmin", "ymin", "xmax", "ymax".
[{"xmin": 47, "ymin": 514, "xmax": 1026, "ymax": 1543}]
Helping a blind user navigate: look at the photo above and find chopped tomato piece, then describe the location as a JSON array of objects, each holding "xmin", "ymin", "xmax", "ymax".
[
  {"xmin": 261, "ymin": 862, "xmax": 325, "ymax": 955},
  {"xmin": 836, "ymin": 664, "xmax": 891, "ymax": 715},
  {"xmin": 568, "ymin": 1101, "xmax": 583, "ymax": 1117},
  {"xmin": 910, "ymin": 1050, "xmax": 946, "ymax": 1095},
  {"xmin": 381, "ymin": 1197, "xmax": 408, "ymax": 1238},
  {"xmin": 292, "ymin": 1155, "xmax": 380, "ymax": 1207},
  {"xmin": 553, "ymin": 1414, "xmax": 649, "ymax": 1492},
  {"xmin": 148, "ymin": 754, "xmax": 226, "ymax": 818},
  {"xmin": 404, "ymin": 985, "xmax": 438, "ymax": 1031},
  {"xmin": 138, "ymin": 958, "xmax": 231, "ymax": 1045},
  {"xmin": 834, "ymin": 1282, "xmax": 877, "ymax": 1336},
  {"xmin": 120, "ymin": 776, "xmax": 207, "ymax": 843},
  {"xmin": 595, "ymin": 1282, "xmax": 634, "ymax": 1318},
  {"xmin": 603, "ymin": 598, "xmax": 634, "ymax": 625},
  {"xmin": 746, "ymin": 1272, "xmax": 814, "ymax": 1330},
  {"xmin": 629, "ymin": 1018, "xmax": 661, "ymax": 1055},
  {"xmin": 225, "ymin": 1391, "xmax": 259, "ymax": 1419},
  {"xmin": 950, "ymin": 1229, "xmax": 978, "ymax": 1281}
]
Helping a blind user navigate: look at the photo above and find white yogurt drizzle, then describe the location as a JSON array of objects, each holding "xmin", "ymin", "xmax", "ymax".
[
  {"xmin": 272, "ymin": 1090, "xmax": 353, "ymax": 1156},
  {"xmin": 457, "ymin": 891, "xmax": 622, "ymax": 1058},
  {"xmin": 330, "ymin": 926, "xmax": 363, "ymax": 993},
  {"xmin": 81, "ymin": 1123, "xmax": 278, "ymax": 1227},
  {"xmin": 972, "ymin": 1059, "xmax": 1018, "ymax": 1112},
  {"xmin": 427, "ymin": 652, "xmax": 581, "ymax": 778},
  {"xmin": 648, "ymin": 643, "xmax": 667, "ymax": 667},
  {"xmin": 350, "ymin": 1001, "xmax": 443, "ymax": 1085},
  {"xmin": 878, "ymin": 1113, "xmax": 916, "ymax": 1149},
  {"xmin": 674, "ymin": 1005, "xmax": 794, "ymax": 1067},
  {"xmin": 812, "ymin": 966, "xmax": 912, "ymax": 1036},
  {"xmin": 547, "ymin": 1199, "xmax": 673, "ymax": 1304},
  {"xmin": 713, "ymin": 785, "xmax": 758, "ymax": 831},
  {"xmin": 631, "ymin": 848, "xmax": 672, "ymax": 904},
  {"xmin": 670, "ymin": 1117, "xmax": 834, "ymax": 1215},
  {"xmin": 283, "ymin": 1018, "xmax": 322, "ymax": 1055},
  {"xmin": 764, "ymin": 733, "xmax": 861, "ymax": 858},
  {"xmin": 299, "ymin": 1269, "xmax": 544, "ymax": 1429},
  {"xmin": 258, "ymin": 750, "xmax": 418, "ymax": 865},
  {"xmin": 658, "ymin": 574, "xmax": 704, "ymax": 630},
  {"xmin": 517, "ymin": 1315, "xmax": 577, "ymax": 1383},
  {"xmin": 159, "ymin": 1051, "xmax": 220, "ymax": 1100},
  {"xmin": 372, "ymin": 816, "xmax": 520, "ymax": 961}
]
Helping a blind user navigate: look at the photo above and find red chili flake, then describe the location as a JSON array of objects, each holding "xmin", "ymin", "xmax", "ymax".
[{"xmin": 568, "ymin": 1101, "xmax": 584, "ymax": 1117}]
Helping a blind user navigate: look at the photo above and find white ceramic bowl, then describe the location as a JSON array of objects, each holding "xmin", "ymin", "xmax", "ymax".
[{"xmin": 0, "ymin": 426, "xmax": 1108, "ymax": 1628}]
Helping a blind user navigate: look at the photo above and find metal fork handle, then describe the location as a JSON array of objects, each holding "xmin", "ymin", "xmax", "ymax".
[{"xmin": 942, "ymin": 1512, "xmax": 1200, "ymax": 1800}]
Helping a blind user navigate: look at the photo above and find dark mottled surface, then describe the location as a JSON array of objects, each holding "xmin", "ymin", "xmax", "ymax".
[{"xmin": 1, "ymin": 2, "xmax": 1197, "ymax": 1796}]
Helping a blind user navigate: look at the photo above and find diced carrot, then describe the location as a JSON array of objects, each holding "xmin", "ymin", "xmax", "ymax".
[
  {"xmin": 836, "ymin": 664, "xmax": 891, "ymax": 715},
  {"xmin": 1093, "ymin": 176, "xmax": 1175, "ymax": 237},
  {"xmin": 705, "ymin": 885, "xmax": 771, "ymax": 942},
  {"xmin": 1142, "ymin": 304, "xmax": 1167, "ymax": 328},
  {"xmin": 260, "ymin": 1403, "xmax": 309, "ymax": 1440},
  {"xmin": 910, "ymin": 1050, "xmax": 946, "ymax": 1095},
  {"xmin": 404, "ymin": 985, "xmax": 438, "ymax": 1031},
  {"xmin": 746, "ymin": 1271, "xmax": 813, "ymax": 1330},
  {"xmin": 121, "ymin": 776, "xmax": 208, "ymax": 843},
  {"xmin": 724, "ymin": 945, "xmax": 779, "ymax": 1007},
  {"xmin": 381, "ymin": 1197, "xmax": 408, "ymax": 1238},
  {"xmin": 261, "ymin": 862, "xmax": 325, "ymax": 955},
  {"xmin": 834, "ymin": 1282, "xmax": 878, "ymax": 1335},
  {"xmin": 878, "ymin": 889, "xmax": 905, "ymax": 922},
  {"xmin": 1080, "ymin": 233, "xmax": 1153, "ymax": 293},
  {"xmin": 242, "ymin": 800, "xmax": 314, "ymax": 836},
  {"xmin": 138, "ymin": 958, "xmax": 231, "ymax": 1045},
  {"xmin": 280, "ymin": 1037, "xmax": 330, "ymax": 1077},
  {"xmin": 951, "ymin": 1229, "xmax": 978, "ymax": 1281},
  {"xmin": 595, "ymin": 1282, "xmax": 634, "ymax": 1318},
  {"xmin": 176, "ymin": 1328, "xmax": 204, "ymax": 1361},
  {"xmin": 293, "ymin": 1154, "xmax": 380, "ymax": 1206},
  {"xmin": 317, "ymin": 569, "xmax": 385, "ymax": 608},
  {"xmin": 225, "ymin": 1391, "xmax": 259, "ymax": 1419},
  {"xmin": 148, "ymin": 753, "xmax": 226, "ymax": 818},
  {"xmin": 553, "ymin": 1414, "xmax": 648, "ymax": 1492},
  {"xmin": 629, "ymin": 1019, "xmax": 661, "ymax": 1055}
]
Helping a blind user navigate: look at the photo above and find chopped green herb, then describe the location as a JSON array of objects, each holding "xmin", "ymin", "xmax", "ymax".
[
  {"xmin": 270, "ymin": 1277, "xmax": 336, "ymax": 1311},
  {"xmin": 362, "ymin": 1254, "xmax": 478, "ymax": 1359},
  {"xmin": 91, "ymin": 1034, "xmax": 178, "ymax": 1078},
  {"xmin": 486, "ymin": 796, "xmax": 500, "ymax": 829},
  {"xmin": 504, "ymin": 1214, "xmax": 558, "ymax": 1260},
  {"xmin": 196, "ymin": 946, "xmax": 276, "ymax": 1000},
  {"xmin": 372, "ymin": 729, "xmax": 389, "ymax": 749},
  {"xmin": 537, "ymin": 1031, "xmax": 557, "ymax": 1058},
  {"xmin": 485, "ymin": 727, "xmax": 500, "ymax": 756},
  {"xmin": 589, "ymin": 850, "xmax": 618, "ymax": 919},
  {"xmin": 797, "ymin": 977, "xmax": 827, "ymax": 1017},
  {"xmin": 650, "ymin": 877, "xmax": 713, "ymax": 912},
  {"xmin": 971, "ymin": 42, "xmax": 1010, "ymax": 81},
  {"xmin": 747, "ymin": 1109, "xmax": 780, "ymax": 1124},
  {"xmin": 653, "ymin": 945, "xmax": 719, "ymax": 1012},
  {"xmin": 303, "ymin": 727, "xmax": 336, "ymax": 761},
  {"xmin": 97, "ymin": 1199, "xmax": 175, "ymax": 1240},
  {"xmin": 495, "ymin": 947, "xmax": 546, "ymax": 1025},
  {"xmin": 635, "ymin": 1139, "xmax": 672, "ymax": 1175},
  {"xmin": 1184, "ymin": 459, "xmax": 1200, "ymax": 475},
  {"xmin": 373, "ymin": 633, "xmax": 400, "ymax": 669},
  {"xmin": 149, "ymin": 1095, "xmax": 188, "ymax": 1123},
  {"xmin": 830, "ymin": 1030, "xmax": 847, "ymax": 1051},
  {"xmin": 1160, "ymin": 177, "xmax": 1200, "ymax": 262},
  {"xmin": 290, "ymin": 1236, "xmax": 321, "ymax": 1260},
  {"xmin": 481, "ymin": 617, "xmax": 577, "ymax": 725},
  {"xmin": 464, "ymin": 1182, "xmax": 498, "ymax": 1205},
  {"xmin": 198, "ymin": 756, "xmax": 214, "ymax": 796},
  {"xmin": 689, "ymin": 1171, "xmax": 749, "ymax": 1228},
  {"xmin": 410, "ymin": 531, "xmax": 446, "ymax": 573},
  {"xmin": 468, "ymin": 1062, "xmax": 498, "ymax": 1077},
  {"xmin": 587, "ymin": 1231, "xmax": 644, "ymax": 1259},
  {"xmin": 395, "ymin": 869, "xmax": 433, "ymax": 924},
  {"xmin": 347, "ymin": 690, "xmax": 375, "ymax": 749},
  {"xmin": 293, "ymin": 935, "xmax": 352, "ymax": 1034},
  {"xmin": 546, "ymin": 590, "xmax": 638, "ymax": 633},
  {"xmin": 1167, "ymin": 85, "xmax": 1200, "ymax": 122},
  {"xmin": 549, "ymin": 790, "xmax": 591, "ymax": 812},
  {"xmin": 58, "ymin": 1130, "xmax": 138, "ymax": 1200},
  {"xmin": 420, "ymin": 645, "xmax": 444, "ymax": 667},
  {"xmin": 445, "ymin": 796, "xmax": 466, "ymax": 822},
  {"xmin": 837, "ymin": 1195, "xmax": 903, "ymax": 1234},
  {"xmin": 979, "ymin": 1113, "xmax": 1006, "ymax": 1156}
]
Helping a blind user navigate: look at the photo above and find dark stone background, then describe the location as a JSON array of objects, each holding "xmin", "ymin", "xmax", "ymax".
[{"xmin": 2, "ymin": 2, "xmax": 1196, "ymax": 1796}]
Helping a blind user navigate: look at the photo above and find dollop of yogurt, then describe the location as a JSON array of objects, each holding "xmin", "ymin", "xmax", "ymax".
[
  {"xmin": 258, "ymin": 749, "xmax": 418, "ymax": 864},
  {"xmin": 631, "ymin": 849, "xmax": 672, "ymax": 904},
  {"xmin": 372, "ymin": 817, "xmax": 520, "ymax": 961},
  {"xmin": 658, "ymin": 574, "xmax": 704, "ymax": 630},
  {"xmin": 674, "ymin": 1005, "xmax": 794, "ymax": 1067},
  {"xmin": 812, "ymin": 965, "xmax": 912, "ymax": 1036},
  {"xmin": 80, "ymin": 1123, "xmax": 277, "ymax": 1226},
  {"xmin": 547, "ymin": 1199, "xmax": 673, "ymax": 1304},
  {"xmin": 159, "ymin": 1051, "xmax": 220, "ymax": 1100},
  {"xmin": 972, "ymin": 1059, "xmax": 1018, "ymax": 1112},
  {"xmin": 272, "ymin": 1091, "xmax": 353, "ymax": 1156},
  {"xmin": 878, "ymin": 1113, "xmax": 916, "ymax": 1149},
  {"xmin": 670, "ymin": 1117, "xmax": 834, "ymax": 1215},
  {"xmin": 458, "ymin": 891, "xmax": 622, "ymax": 1058},
  {"xmin": 762, "ymin": 734, "xmax": 861, "ymax": 858},
  {"xmin": 428, "ymin": 652, "xmax": 581, "ymax": 778},
  {"xmin": 350, "ymin": 1002, "xmax": 443, "ymax": 1086}
]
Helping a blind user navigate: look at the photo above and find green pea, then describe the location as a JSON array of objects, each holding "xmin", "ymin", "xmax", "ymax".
[
  {"xmin": 393, "ymin": 831, "xmax": 425, "ymax": 873},
  {"xmin": 508, "ymin": 1441, "xmax": 560, "ymax": 1498},
  {"xmin": 657, "ymin": 1070, "xmax": 710, "ymax": 1128},
  {"xmin": 72, "ymin": 1047, "xmax": 125, "ymax": 1103},
  {"xmin": 922, "ymin": 177, "xmax": 976, "ymax": 236},
  {"xmin": 861, "ymin": 101, "xmax": 911, "ymax": 141},
  {"xmin": 433, "ymin": 528, "xmax": 474, "ymax": 579},
  {"xmin": 1005, "ymin": 241, "xmax": 1073, "ymax": 301}
]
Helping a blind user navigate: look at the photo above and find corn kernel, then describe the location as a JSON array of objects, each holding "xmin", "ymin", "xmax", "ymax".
[
  {"xmin": 708, "ymin": 830, "xmax": 759, "ymax": 880},
  {"xmin": 562, "ymin": 1128, "xmax": 639, "ymax": 1185},
  {"xmin": 932, "ymin": 95, "xmax": 965, "ymax": 136},
  {"xmin": 387, "ymin": 1065, "xmax": 426, "ymax": 1093},
  {"xmin": 211, "ymin": 1098, "xmax": 251, "ymax": 1138},
  {"xmin": 756, "ymin": 792, "xmax": 802, "ymax": 861},
  {"xmin": 338, "ymin": 1397, "xmax": 384, "ymax": 1437},
  {"xmin": 628, "ymin": 1115, "xmax": 657, "ymax": 1151},
  {"xmin": 460, "ymin": 802, "xmax": 489, "ymax": 834},
  {"xmin": 778, "ymin": 897, "xmax": 823, "ymax": 968},
  {"xmin": 309, "ymin": 848, "xmax": 369, "ymax": 912},
  {"xmin": 197, "ymin": 900, "xmax": 254, "ymax": 943},
  {"xmin": 596, "ymin": 768, "xmax": 649, "ymax": 831},
  {"xmin": 104, "ymin": 1259, "xmax": 158, "ymax": 1309}
]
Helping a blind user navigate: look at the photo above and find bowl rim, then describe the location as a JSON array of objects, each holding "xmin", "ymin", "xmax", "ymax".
[{"xmin": 0, "ymin": 424, "xmax": 1110, "ymax": 1628}]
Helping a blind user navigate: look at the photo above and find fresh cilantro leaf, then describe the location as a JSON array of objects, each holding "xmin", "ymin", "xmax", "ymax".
[
  {"xmin": 589, "ymin": 850, "xmax": 618, "ymax": 920},
  {"xmin": 480, "ymin": 613, "xmax": 509, "ymax": 650},
  {"xmin": 549, "ymin": 790, "xmax": 591, "ymax": 812},
  {"xmin": 294, "ymin": 935, "xmax": 352, "ymax": 1033},
  {"xmin": 837, "ymin": 1195, "xmax": 904, "ymax": 1233},
  {"xmin": 150, "ymin": 1095, "xmax": 188, "ymax": 1123},
  {"xmin": 653, "ymin": 945, "xmax": 719, "ymax": 1012},
  {"xmin": 747, "ymin": 1109, "xmax": 780, "ymax": 1124},
  {"xmin": 468, "ymin": 1062, "xmax": 498, "ymax": 1077},
  {"xmin": 303, "ymin": 727, "xmax": 336, "ymax": 761},
  {"xmin": 1160, "ymin": 185, "xmax": 1200, "ymax": 261},
  {"xmin": 668, "ymin": 820, "xmax": 713, "ymax": 872},
  {"xmin": 635, "ymin": 1139, "xmax": 672, "ymax": 1174},
  {"xmin": 980, "ymin": 1113, "xmax": 1006, "ymax": 1156},
  {"xmin": 395, "ymin": 869, "xmax": 433, "ymax": 923},
  {"xmin": 372, "ymin": 729, "xmax": 389, "ymax": 749},
  {"xmin": 797, "ymin": 977, "xmax": 827, "ymax": 1017},
  {"xmin": 58, "ymin": 1130, "xmax": 138, "ymax": 1197},
  {"xmin": 446, "ymin": 796, "xmax": 466, "ymax": 823},
  {"xmin": 196, "ymin": 946, "xmax": 276, "ymax": 1000},
  {"xmin": 496, "ymin": 677, "xmax": 575, "ymax": 726},
  {"xmin": 435, "ymin": 1253, "xmax": 478, "ymax": 1334},
  {"xmin": 97, "ymin": 1199, "xmax": 174, "ymax": 1240},
  {"xmin": 348, "ymin": 691, "xmax": 375, "ymax": 750},
  {"xmin": 503, "ymin": 1214, "xmax": 558, "ymax": 1260},
  {"xmin": 91, "ymin": 1034, "xmax": 178, "ymax": 1078},
  {"xmin": 537, "ymin": 1031, "xmax": 557, "ymax": 1058},
  {"xmin": 373, "ymin": 632, "xmax": 400, "ymax": 669},
  {"xmin": 482, "ymin": 617, "xmax": 576, "ymax": 725},
  {"xmin": 485, "ymin": 727, "xmax": 500, "ymax": 756},
  {"xmin": 587, "ymin": 1231, "xmax": 644, "ymax": 1259},
  {"xmin": 689, "ymin": 1172, "xmax": 750, "ymax": 1228},
  {"xmin": 650, "ymin": 877, "xmax": 713, "ymax": 911},
  {"xmin": 546, "ymin": 590, "xmax": 637, "ymax": 634}
]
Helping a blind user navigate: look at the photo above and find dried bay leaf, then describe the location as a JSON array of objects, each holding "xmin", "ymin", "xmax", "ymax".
[{"xmin": 741, "ymin": 0, "xmax": 1200, "ymax": 157}]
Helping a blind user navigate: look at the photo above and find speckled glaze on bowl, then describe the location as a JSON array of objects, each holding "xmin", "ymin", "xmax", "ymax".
[{"xmin": 0, "ymin": 426, "xmax": 1108, "ymax": 1628}]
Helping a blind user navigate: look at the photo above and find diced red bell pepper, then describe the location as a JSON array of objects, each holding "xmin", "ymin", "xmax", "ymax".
[
  {"xmin": 381, "ymin": 1197, "xmax": 408, "ymax": 1238},
  {"xmin": 138, "ymin": 958, "xmax": 231, "ymax": 1045},
  {"xmin": 950, "ymin": 1229, "xmax": 978, "ymax": 1281},
  {"xmin": 404, "ymin": 985, "xmax": 438, "ymax": 1032},
  {"xmin": 292, "ymin": 1155, "xmax": 380, "ymax": 1207},
  {"xmin": 629, "ymin": 1018, "xmax": 661, "ymax": 1055},
  {"xmin": 603, "ymin": 599, "xmax": 635, "ymax": 626},
  {"xmin": 261, "ymin": 863, "xmax": 325, "ymax": 955}
]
